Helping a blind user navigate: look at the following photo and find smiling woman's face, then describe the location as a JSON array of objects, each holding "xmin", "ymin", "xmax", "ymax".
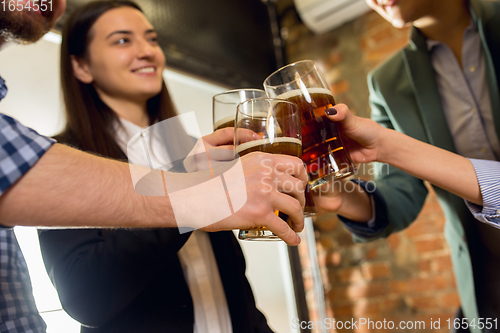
[{"xmin": 80, "ymin": 6, "xmax": 165, "ymax": 102}]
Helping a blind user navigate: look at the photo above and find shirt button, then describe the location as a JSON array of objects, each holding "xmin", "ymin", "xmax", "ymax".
[
  {"xmin": 471, "ymin": 108, "xmax": 476, "ymax": 114},
  {"xmin": 469, "ymin": 66, "xmax": 476, "ymax": 73},
  {"xmin": 141, "ymin": 131, "xmax": 146, "ymax": 137},
  {"xmin": 481, "ymin": 148, "xmax": 488, "ymax": 153}
]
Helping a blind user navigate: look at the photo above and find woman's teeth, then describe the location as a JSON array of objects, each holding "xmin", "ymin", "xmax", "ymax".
[{"xmin": 135, "ymin": 67, "xmax": 155, "ymax": 73}]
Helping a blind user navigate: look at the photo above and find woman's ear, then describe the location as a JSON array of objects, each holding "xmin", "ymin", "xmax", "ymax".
[{"xmin": 71, "ymin": 55, "xmax": 94, "ymax": 84}]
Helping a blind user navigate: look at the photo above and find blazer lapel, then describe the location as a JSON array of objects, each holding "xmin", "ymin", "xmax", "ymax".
[{"xmin": 402, "ymin": 28, "xmax": 457, "ymax": 153}]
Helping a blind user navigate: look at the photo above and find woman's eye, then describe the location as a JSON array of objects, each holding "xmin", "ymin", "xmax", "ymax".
[{"xmin": 115, "ymin": 38, "xmax": 129, "ymax": 44}]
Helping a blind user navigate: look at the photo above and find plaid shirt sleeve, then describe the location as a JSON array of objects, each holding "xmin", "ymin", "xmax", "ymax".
[
  {"xmin": 465, "ymin": 158, "xmax": 500, "ymax": 228},
  {"xmin": 0, "ymin": 114, "xmax": 55, "ymax": 196},
  {"xmin": 0, "ymin": 229, "xmax": 47, "ymax": 333}
]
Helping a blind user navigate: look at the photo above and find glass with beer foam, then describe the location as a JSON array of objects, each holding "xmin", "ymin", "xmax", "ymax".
[
  {"xmin": 235, "ymin": 98, "xmax": 302, "ymax": 241},
  {"xmin": 264, "ymin": 60, "xmax": 356, "ymax": 190},
  {"xmin": 212, "ymin": 89, "xmax": 266, "ymax": 131}
]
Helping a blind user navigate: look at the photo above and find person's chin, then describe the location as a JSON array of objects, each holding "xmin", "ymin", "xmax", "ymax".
[
  {"xmin": 384, "ymin": 7, "xmax": 409, "ymax": 29},
  {"xmin": 390, "ymin": 18, "xmax": 406, "ymax": 28},
  {"xmin": 135, "ymin": 89, "xmax": 162, "ymax": 101},
  {"xmin": 0, "ymin": 12, "xmax": 48, "ymax": 43}
]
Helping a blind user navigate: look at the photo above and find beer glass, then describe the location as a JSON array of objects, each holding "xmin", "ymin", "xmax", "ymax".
[
  {"xmin": 235, "ymin": 98, "xmax": 301, "ymax": 240},
  {"xmin": 213, "ymin": 89, "xmax": 266, "ymax": 131},
  {"xmin": 264, "ymin": 60, "xmax": 356, "ymax": 190}
]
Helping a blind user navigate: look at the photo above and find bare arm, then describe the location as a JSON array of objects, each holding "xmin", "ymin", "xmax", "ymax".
[
  {"xmin": 378, "ymin": 128, "xmax": 481, "ymax": 205},
  {"xmin": 323, "ymin": 104, "xmax": 482, "ymax": 205},
  {"xmin": 0, "ymin": 143, "xmax": 307, "ymax": 245},
  {"xmin": 0, "ymin": 143, "xmax": 175, "ymax": 228},
  {"xmin": 312, "ymin": 177, "xmax": 373, "ymax": 222}
]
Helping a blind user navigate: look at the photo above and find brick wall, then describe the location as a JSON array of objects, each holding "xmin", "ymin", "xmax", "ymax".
[{"xmin": 279, "ymin": 3, "xmax": 460, "ymax": 332}]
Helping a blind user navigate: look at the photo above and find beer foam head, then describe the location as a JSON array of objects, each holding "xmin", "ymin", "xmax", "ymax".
[
  {"xmin": 276, "ymin": 87, "xmax": 333, "ymax": 101},
  {"xmin": 214, "ymin": 115, "xmax": 235, "ymax": 130},
  {"xmin": 235, "ymin": 137, "xmax": 302, "ymax": 154}
]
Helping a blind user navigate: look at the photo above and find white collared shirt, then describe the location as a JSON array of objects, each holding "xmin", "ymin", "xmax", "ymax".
[{"xmin": 114, "ymin": 117, "xmax": 233, "ymax": 333}]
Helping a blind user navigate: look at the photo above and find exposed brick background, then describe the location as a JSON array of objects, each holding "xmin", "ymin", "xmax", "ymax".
[{"xmin": 278, "ymin": 1, "xmax": 460, "ymax": 331}]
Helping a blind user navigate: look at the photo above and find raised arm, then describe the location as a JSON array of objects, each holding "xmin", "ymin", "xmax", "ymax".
[
  {"xmin": 325, "ymin": 104, "xmax": 482, "ymax": 205},
  {"xmin": 0, "ymin": 120, "xmax": 307, "ymax": 245},
  {"xmin": 0, "ymin": 143, "xmax": 175, "ymax": 228}
]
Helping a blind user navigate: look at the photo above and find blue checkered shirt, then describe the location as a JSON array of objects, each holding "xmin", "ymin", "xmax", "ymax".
[{"xmin": 0, "ymin": 76, "xmax": 53, "ymax": 332}]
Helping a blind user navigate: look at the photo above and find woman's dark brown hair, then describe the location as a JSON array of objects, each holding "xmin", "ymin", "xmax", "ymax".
[{"xmin": 60, "ymin": 0, "xmax": 178, "ymax": 159}]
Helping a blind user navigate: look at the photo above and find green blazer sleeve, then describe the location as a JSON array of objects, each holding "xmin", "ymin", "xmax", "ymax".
[{"xmin": 350, "ymin": 72, "xmax": 429, "ymax": 240}]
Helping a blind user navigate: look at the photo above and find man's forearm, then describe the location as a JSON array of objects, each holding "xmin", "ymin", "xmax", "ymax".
[
  {"xmin": 314, "ymin": 180, "xmax": 373, "ymax": 222},
  {"xmin": 336, "ymin": 184, "xmax": 373, "ymax": 222},
  {"xmin": 0, "ymin": 144, "xmax": 175, "ymax": 228}
]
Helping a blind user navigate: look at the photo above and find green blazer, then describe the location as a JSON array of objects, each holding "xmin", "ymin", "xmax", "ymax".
[{"xmin": 363, "ymin": 0, "xmax": 500, "ymax": 330}]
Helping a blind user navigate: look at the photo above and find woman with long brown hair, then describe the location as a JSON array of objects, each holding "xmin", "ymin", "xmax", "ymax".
[{"xmin": 38, "ymin": 2, "xmax": 274, "ymax": 332}]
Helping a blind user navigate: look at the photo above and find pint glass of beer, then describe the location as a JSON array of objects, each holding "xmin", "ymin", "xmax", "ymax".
[
  {"xmin": 235, "ymin": 98, "xmax": 301, "ymax": 241},
  {"xmin": 264, "ymin": 60, "xmax": 356, "ymax": 189},
  {"xmin": 213, "ymin": 89, "xmax": 266, "ymax": 131}
]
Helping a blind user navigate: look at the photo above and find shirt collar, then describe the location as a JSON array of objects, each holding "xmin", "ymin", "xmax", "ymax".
[
  {"xmin": 0, "ymin": 76, "xmax": 7, "ymax": 101},
  {"xmin": 426, "ymin": 19, "xmax": 477, "ymax": 52},
  {"xmin": 112, "ymin": 117, "xmax": 145, "ymax": 154}
]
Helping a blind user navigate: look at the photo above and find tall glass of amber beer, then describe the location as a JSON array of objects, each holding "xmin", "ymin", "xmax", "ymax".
[
  {"xmin": 213, "ymin": 89, "xmax": 266, "ymax": 131},
  {"xmin": 235, "ymin": 98, "xmax": 301, "ymax": 241},
  {"xmin": 264, "ymin": 60, "xmax": 356, "ymax": 189}
]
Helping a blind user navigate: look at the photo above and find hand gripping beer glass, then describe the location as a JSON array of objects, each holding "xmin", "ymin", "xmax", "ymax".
[
  {"xmin": 235, "ymin": 98, "xmax": 302, "ymax": 240},
  {"xmin": 264, "ymin": 60, "xmax": 356, "ymax": 189},
  {"xmin": 213, "ymin": 89, "xmax": 266, "ymax": 131}
]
